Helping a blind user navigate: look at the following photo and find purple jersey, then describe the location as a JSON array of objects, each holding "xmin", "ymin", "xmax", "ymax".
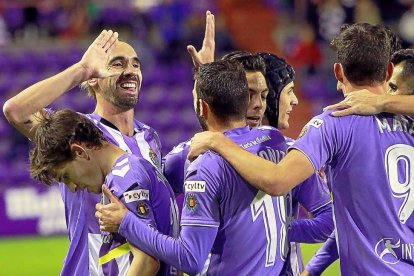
[
  {"xmin": 181, "ymin": 126, "xmax": 289, "ymax": 275},
  {"xmin": 292, "ymin": 112, "xmax": 414, "ymax": 274},
  {"xmin": 163, "ymin": 140, "xmax": 191, "ymax": 195},
  {"xmin": 59, "ymin": 113, "xmax": 163, "ymax": 276},
  {"xmin": 100, "ymin": 154, "xmax": 179, "ymax": 276}
]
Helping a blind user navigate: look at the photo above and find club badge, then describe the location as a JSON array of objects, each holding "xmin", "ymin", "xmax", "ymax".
[
  {"xmin": 185, "ymin": 193, "xmax": 198, "ymax": 211},
  {"xmin": 136, "ymin": 201, "xmax": 150, "ymax": 218},
  {"xmin": 298, "ymin": 126, "xmax": 308, "ymax": 139},
  {"xmin": 149, "ymin": 148, "xmax": 160, "ymax": 168}
]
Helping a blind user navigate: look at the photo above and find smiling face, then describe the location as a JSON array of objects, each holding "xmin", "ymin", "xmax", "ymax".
[
  {"xmin": 97, "ymin": 41, "xmax": 143, "ymax": 110},
  {"xmin": 54, "ymin": 157, "xmax": 104, "ymax": 194},
  {"xmin": 245, "ymin": 71, "xmax": 268, "ymax": 127},
  {"xmin": 277, "ymin": 81, "xmax": 298, "ymax": 130}
]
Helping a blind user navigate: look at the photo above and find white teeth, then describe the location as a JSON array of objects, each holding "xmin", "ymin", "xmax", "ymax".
[{"xmin": 120, "ymin": 82, "xmax": 136, "ymax": 89}]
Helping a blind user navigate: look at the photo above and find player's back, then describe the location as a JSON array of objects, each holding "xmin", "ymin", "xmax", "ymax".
[
  {"xmin": 102, "ymin": 154, "xmax": 178, "ymax": 276},
  {"xmin": 183, "ymin": 126, "xmax": 289, "ymax": 275},
  {"xmin": 295, "ymin": 112, "xmax": 414, "ymax": 274},
  {"xmin": 59, "ymin": 114, "xmax": 162, "ymax": 276}
]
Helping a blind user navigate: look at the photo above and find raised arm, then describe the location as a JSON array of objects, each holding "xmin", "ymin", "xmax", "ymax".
[
  {"xmin": 2, "ymin": 30, "xmax": 119, "ymax": 139},
  {"xmin": 188, "ymin": 131, "xmax": 314, "ymax": 195},
  {"xmin": 186, "ymin": 10, "xmax": 215, "ymax": 67},
  {"xmin": 324, "ymin": 90, "xmax": 414, "ymax": 117}
]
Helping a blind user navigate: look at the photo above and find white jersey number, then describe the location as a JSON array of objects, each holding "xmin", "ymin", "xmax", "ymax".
[
  {"xmin": 385, "ymin": 144, "xmax": 414, "ymax": 224},
  {"xmin": 251, "ymin": 191, "xmax": 287, "ymax": 267}
]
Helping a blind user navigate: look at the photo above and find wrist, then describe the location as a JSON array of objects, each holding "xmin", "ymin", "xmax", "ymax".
[
  {"xmin": 73, "ymin": 62, "xmax": 93, "ymax": 83},
  {"xmin": 209, "ymin": 132, "xmax": 226, "ymax": 151}
]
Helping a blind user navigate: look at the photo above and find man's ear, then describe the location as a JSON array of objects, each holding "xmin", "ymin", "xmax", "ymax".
[
  {"xmin": 87, "ymin": 78, "xmax": 98, "ymax": 87},
  {"xmin": 385, "ymin": 62, "xmax": 394, "ymax": 82},
  {"xmin": 70, "ymin": 144, "xmax": 89, "ymax": 160},
  {"xmin": 334, "ymin": 63, "xmax": 344, "ymax": 83},
  {"xmin": 200, "ymin": 99, "xmax": 209, "ymax": 119}
]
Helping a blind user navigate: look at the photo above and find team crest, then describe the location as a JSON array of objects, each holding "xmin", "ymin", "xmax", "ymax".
[
  {"xmin": 136, "ymin": 201, "xmax": 150, "ymax": 218},
  {"xmin": 298, "ymin": 126, "xmax": 308, "ymax": 139},
  {"xmin": 185, "ymin": 193, "xmax": 198, "ymax": 211},
  {"xmin": 149, "ymin": 148, "xmax": 160, "ymax": 168}
]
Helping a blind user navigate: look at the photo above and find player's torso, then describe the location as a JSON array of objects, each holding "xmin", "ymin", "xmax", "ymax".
[
  {"xmin": 100, "ymin": 155, "xmax": 178, "ymax": 276},
  {"xmin": 59, "ymin": 114, "xmax": 163, "ymax": 276},
  {"xmin": 331, "ymin": 114, "xmax": 414, "ymax": 274},
  {"xmin": 207, "ymin": 126, "xmax": 291, "ymax": 275}
]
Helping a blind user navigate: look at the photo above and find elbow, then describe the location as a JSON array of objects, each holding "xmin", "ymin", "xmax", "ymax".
[
  {"xmin": 3, "ymin": 100, "xmax": 23, "ymax": 124},
  {"xmin": 263, "ymin": 180, "xmax": 290, "ymax": 196},
  {"xmin": 180, "ymin": 255, "xmax": 205, "ymax": 275}
]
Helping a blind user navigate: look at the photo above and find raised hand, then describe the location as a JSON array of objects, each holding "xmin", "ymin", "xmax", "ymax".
[
  {"xmin": 323, "ymin": 90, "xmax": 384, "ymax": 116},
  {"xmin": 95, "ymin": 184, "xmax": 128, "ymax": 232},
  {"xmin": 79, "ymin": 30, "xmax": 119, "ymax": 80},
  {"xmin": 187, "ymin": 10, "xmax": 215, "ymax": 67}
]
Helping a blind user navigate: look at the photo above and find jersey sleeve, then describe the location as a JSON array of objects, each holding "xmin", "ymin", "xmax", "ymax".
[
  {"xmin": 180, "ymin": 152, "xmax": 222, "ymax": 228},
  {"xmin": 162, "ymin": 141, "xmax": 191, "ymax": 194},
  {"xmin": 305, "ymin": 231, "xmax": 339, "ymax": 274},
  {"xmin": 106, "ymin": 163, "xmax": 157, "ymax": 228},
  {"xmin": 290, "ymin": 112, "xmax": 350, "ymax": 172}
]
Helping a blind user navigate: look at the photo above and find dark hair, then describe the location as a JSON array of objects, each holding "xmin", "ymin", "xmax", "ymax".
[
  {"xmin": 30, "ymin": 109, "xmax": 105, "ymax": 185},
  {"xmin": 194, "ymin": 60, "xmax": 249, "ymax": 123},
  {"xmin": 221, "ymin": 51, "xmax": 266, "ymax": 77},
  {"xmin": 382, "ymin": 26, "xmax": 402, "ymax": 56},
  {"xmin": 391, "ymin": 49, "xmax": 414, "ymax": 95},
  {"xmin": 258, "ymin": 52, "xmax": 295, "ymax": 129},
  {"xmin": 331, "ymin": 23, "xmax": 390, "ymax": 86}
]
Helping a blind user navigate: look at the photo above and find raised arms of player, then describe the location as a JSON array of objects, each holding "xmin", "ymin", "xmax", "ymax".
[
  {"xmin": 2, "ymin": 30, "xmax": 119, "ymax": 139},
  {"xmin": 97, "ymin": 179, "xmax": 218, "ymax": 275},
  {"xmin": 302, "ymin": 231, "xmax": 339, "ymax": 275},
  {"xmin": 188, "ymin": 131, "xmax": 314, "ymax": 196},
  {"xmin": 186, "ymin": 10, "xmax": 215, "ymax": 67},
  {"xmin": 324, "ymin": 90, "xmax": 414, "ymax": 117}
]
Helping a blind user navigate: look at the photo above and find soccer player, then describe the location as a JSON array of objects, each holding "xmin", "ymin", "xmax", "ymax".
[
  {"xmin": 30, "ymin": 109, "xmax": 177, "ymax": 275},
  {"xmin": 2, "ymin": 29, "xmax": 172, "ymax": 275},
  {"xmin": 324, "ymin": 48, "xmax": 414, "ymax": 117},
  {"xmin": 97, "ymin": 60, "xmax": 291, "ymax": 275},
  {"xmin": 188, "ymin": 23, "xmax": 414, "ymax": 274}
]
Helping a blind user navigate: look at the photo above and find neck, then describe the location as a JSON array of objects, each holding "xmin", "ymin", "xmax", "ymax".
[
  {"xmin": 207, "ymin": 115, "xmax": 247, "ymax": 133},
  {"xmin": 94, "ymin": 142, "xmax": 127, "ymax": 178},
  {"xmin": 343, "ymin": 80, "xmax": 387, "ymax": 96},
  {"xmin": 95, "ymin": 100, "xmax": 135, "ymax": 136}
]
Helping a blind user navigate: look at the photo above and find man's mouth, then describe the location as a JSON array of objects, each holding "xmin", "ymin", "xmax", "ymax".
[
  {"xmin": 246, "ymin": 116, "xmax": 261, "ymax": 126},
  {"xmin": 118, "ymin": 82, "xmax": 137, "ymax": 93}
]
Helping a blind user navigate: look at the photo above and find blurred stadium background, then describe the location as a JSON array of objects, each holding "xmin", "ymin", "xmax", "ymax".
[{"xmin": 1, "ymin": 0, "xmax": 413, "ymax": 274}]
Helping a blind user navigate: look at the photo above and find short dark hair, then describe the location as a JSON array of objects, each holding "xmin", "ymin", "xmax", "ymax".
[
  {"xmin": 257, "ymin": 52, "xmax": 295, "ymax": 129},
  {"xmin": 221, "ymin": 51, "xmax": 266, "ymax": 77},
  {"xmin": 391, "ymin": 49, "xmax": 414, "ymax": 95},
  {"xmin": 30, "ymin": 109, "xmax": 105, "ymax": 185},
  {"xmin": 382, "ymin": 26, "xmax": 402, "ymax": 56},
  {"xmin": 331, "ymin": 23, "xmax": 390, "ymax": 86},
  {"xmin": 194, "ymin": 60, "xmax": 249, "ymax": 123}
]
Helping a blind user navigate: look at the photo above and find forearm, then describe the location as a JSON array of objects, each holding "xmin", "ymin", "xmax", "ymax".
[
  {"xmin": 3, "ymin": 63, "xmax": 87, "ymax": 138},
  {"xmin": 119, "ymin": 212, "xmax": 216, "ymax": 275},
  {"xmin": 289, "ymin": 204, "xmax": 333, "ymax": 243},
  {"xmin": 209, "ymin": 133, "xmax": 312, "ymax": 195},
  {"xmin": 305, "ymin": 232, "xmax": 338, "ymax": 275},
  {"xmin": 381, "ymin": 95, "xmax": 414, "ymax": 116}
]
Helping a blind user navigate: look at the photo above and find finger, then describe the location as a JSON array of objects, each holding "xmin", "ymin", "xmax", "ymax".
[
  {"xmin": 331, "ymin": 108, "xmax": 353, "ymax": 117},
  {"xmin": 101, "ymin": 30, "xmax": 114, "ymax": 49},
  {"xmin": 102, "ymin": 185, "xmax": 120, "ymax": 203},
  {"xmin": 104, "ymin": 31, "xmax": 119, "ymax": 53},
  {"xmin": 187, "ymin": 45, "xmax": 202, "ymax": 66},
  {"xmin": 95, "ymin": 211, "xmax": 102, "ymax": 219},
  {"xmin": 96, "ymin": 203, "xmax": 104, "ymax": 211},
  {"xmin": 323, "ymin": 102, "xmax": 346, "ymax": 111},
  {"xmin": 93, "ymin": 30, "xmax": 108, "ymax": 47}
]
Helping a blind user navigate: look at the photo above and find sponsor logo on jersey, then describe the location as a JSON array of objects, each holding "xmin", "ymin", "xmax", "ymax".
[
  {"xmin": 375, "ymin": 237, "xmax": 414, "ymax": 264},
  {"xmin": 124, "ymin": 189, "xmax": 149, "ymax": 203},
  {"xmin": 136, "ymin": 201, "xmax": 150, "ymax": 218},
  {"xmin": 185, "ymin": 193, "xmax": 198, "ymax": 211},
  {"xmin": 101, "ymin": 233, "xmax": 113, "ymax": 244},
  {"xmin": 308, "ymin": 118, "xmax": 323, "ymax": 128},
  {"xmin": 149, "ymin": 148, "xmax": 160, "ymax": 168},
  {"xmin": 184, "ymin": 181, "xmax": 206, "ymax": 193}
]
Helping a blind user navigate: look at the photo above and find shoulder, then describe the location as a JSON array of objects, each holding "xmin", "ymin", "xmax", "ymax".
[
  {"xmin": 164, "ymin": 139, "xmax": 191, "ymax": 159},
  {"xmin": 187, "ymin": 151, "xmax": 224, "ymax": 178}
]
